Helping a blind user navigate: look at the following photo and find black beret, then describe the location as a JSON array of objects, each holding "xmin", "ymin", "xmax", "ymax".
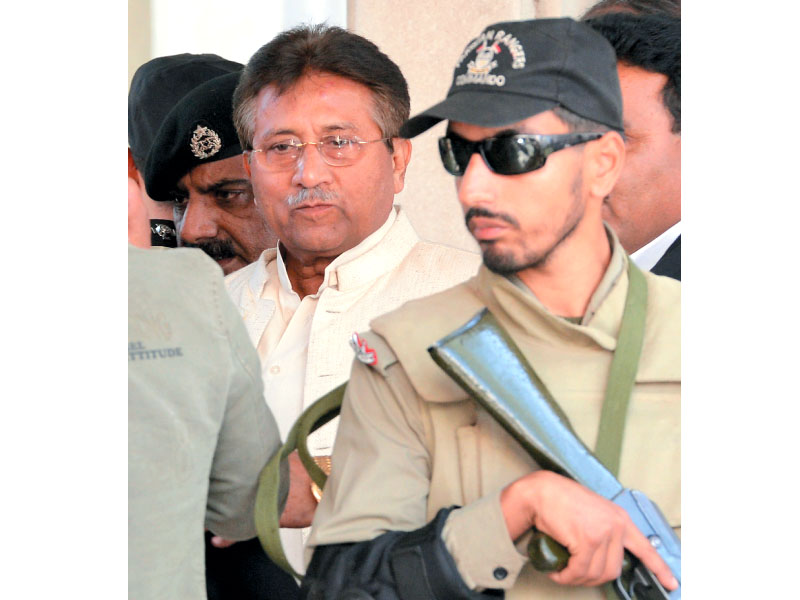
[
  {"xmin": 128, "ymin": 53, "xmax": 243, "ymax": 170},
  {"xmin": 144, "ymin": 71, "xmax": 244, "ymax": 202}
]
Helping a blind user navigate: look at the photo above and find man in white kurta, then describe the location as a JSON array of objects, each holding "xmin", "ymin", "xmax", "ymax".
[{"xmin": 225, "ymin": 25, "xmax": 481, "ymax": 573}]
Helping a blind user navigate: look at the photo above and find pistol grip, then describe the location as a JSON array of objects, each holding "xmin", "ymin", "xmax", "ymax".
[
  {"xmin": 527, "ymin": 529, "xmax": 570, "ymax": 572},
  {"xmin": 527, "ymin": 531, "xmax": 637, "ymax": 572}
]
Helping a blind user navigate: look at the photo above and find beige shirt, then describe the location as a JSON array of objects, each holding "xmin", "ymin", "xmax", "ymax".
[
  {"xmin": 225, "ymin": 205, "xmax": 481, "ymax": 572},
  {"xmin": 309, "ymin": 232, "xmax": 681, "ymax": 598}
]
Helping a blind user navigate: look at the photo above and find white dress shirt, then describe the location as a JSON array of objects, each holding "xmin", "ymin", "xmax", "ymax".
[{"xmin": 630, "ymin": 221, "xmax": 681, "ymax": 272}]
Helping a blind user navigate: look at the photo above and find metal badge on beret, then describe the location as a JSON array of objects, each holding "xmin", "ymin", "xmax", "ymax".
[{"xmin": 190, "ymin": 124, "xmax": 222, "ymax": 159}]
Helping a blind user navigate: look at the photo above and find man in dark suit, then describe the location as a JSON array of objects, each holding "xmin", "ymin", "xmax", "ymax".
[
  {"xmin": 651, "ymin": 235, "xmax": 680, "ymax": 280},
  {"xmin": 586, "ymin": 11, "xmax": 681, "ymax": 280}
]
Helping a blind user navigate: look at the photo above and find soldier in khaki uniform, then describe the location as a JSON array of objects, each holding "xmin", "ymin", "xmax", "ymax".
[{"xmin": 302, "ymin": 18, "xmax": 679, "ymax": 600}]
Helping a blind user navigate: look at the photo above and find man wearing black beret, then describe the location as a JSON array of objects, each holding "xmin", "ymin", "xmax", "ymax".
[
  {"xmin": 128, "ymin": 53, "xmax": 243, "ymax": 248},
  {"xmin": 145, "ymin": 71, "xmax": 277, "ymax": 275}
]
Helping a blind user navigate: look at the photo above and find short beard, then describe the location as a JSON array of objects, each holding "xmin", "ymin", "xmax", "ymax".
[
  {"xmin": 473, "ymin": 174, "xmax": 585, "ymax": 275},
  {"xmin": 481, "ymin": 220, "xmax": 581, "ymax": 275},
  {"xmin": 286, "ymin": 187, "xmax": 338, "ymax": 207},
  {"xmin": 180, "ymin": 238, "xmax": 237, "ymax": 262}
]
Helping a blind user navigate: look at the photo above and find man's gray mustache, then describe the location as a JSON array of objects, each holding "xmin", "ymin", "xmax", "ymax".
[{"xmin": 286, "ymin": 188, "xmax": 339, "ymax": 207}]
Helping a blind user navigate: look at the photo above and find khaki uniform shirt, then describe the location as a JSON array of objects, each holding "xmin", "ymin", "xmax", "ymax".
[
  {"xmin": 309, "ymin": 233, "xmax": 680, "ymax": 599},
  {"xmin": 225, "ymin": 206, "xmax": 481, "ymax": 572},
  {"xmin": 128, "ymin": 245, "xmax": 281, "ymax": 600}
]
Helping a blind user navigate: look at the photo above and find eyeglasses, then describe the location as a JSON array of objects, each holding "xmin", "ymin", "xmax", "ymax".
[
  {"xmin": 248, "ymin": 135, "xmax": 389, "ymax": 171},
  {"xmin": 438, "ymin": 131, "xmax": 605, "ymax": 176}
]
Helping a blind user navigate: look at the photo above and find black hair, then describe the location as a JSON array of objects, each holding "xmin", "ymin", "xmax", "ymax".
[
  {"xmin": 233, "ymin": 24, "xmax": 409, "ymax": 151},
  {"xmin": 582, "ymin": 0, "xmax": 680, "ymax": 19},
  {"xmin": 586, "ymin": 13, "xmax": 680, "ymax": 133}
]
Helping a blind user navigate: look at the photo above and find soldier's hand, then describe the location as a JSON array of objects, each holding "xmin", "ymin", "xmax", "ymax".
[
  {"xmin": 500, "ymin": 470, "xmax": 677, "ymax": 591},
  {"xmin": 278, "ymin": 451, "xmax": 318, "ymax": 528}
]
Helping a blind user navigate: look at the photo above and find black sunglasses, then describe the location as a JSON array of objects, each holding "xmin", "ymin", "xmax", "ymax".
[{"xmin": 438, "ymin": 131, "xmax": 605, "ymax": 176}]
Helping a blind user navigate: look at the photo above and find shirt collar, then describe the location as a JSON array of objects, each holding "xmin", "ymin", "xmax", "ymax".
[
  {"xmin": 274, "ymin": 206, "xmax": 401, "ymax": 298},
  {"xmin": 630, "ymin": 221, "xmax": 681, "ymax": 272},
  {"xmin": 480, "ymin": 225, "xmax": 628, "ymax": 350}
]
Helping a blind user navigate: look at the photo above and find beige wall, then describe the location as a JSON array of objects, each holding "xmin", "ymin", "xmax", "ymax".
[
  {"xmin": 348, "ymin": 0, "xmax": 596, "ymax": 251},
  {"xmin": 129, "ymin": 0, "xmax": 151, "ymax": 88}
]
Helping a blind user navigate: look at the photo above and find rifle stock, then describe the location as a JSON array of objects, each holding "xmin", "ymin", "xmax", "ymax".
[{"xmin": 428, "ymin": 308, "xmax": 680, "ymax": 600}]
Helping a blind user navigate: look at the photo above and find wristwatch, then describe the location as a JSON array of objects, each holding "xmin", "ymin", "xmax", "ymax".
[{"xmin": 310, "ymin": 455, "xmax": 332, "ymax": 503}]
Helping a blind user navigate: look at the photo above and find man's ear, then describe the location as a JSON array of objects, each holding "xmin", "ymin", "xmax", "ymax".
[
  {"xmin": 128, "ymin": 148, "xmax": 140, "ymax": 181},
  {"xmin": 242, "ymin": 152, "xmax": 252, "ymax": 178},
  {"xmin": 128, "ymin": 177, "xmax": 151, "ymax": 248},
  {"xmin": 390, "ymin": 138, "xmax": 412, "ymax": 195},
  {"xmin": 584, "ymin": 131, "xmax": 625, "ymax": 200}
]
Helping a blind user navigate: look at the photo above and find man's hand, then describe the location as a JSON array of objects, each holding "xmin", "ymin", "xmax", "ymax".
[
  {"xmin": 209, "ymin": 535, "xmax": 238, "ymax": 549},
  {"xmin": 500, "ymin": 470, "xmax": 678, "ymax": 591},
  {"xmin": 279, "ymin": 451, "xmax": 319, "ymax": 528}
]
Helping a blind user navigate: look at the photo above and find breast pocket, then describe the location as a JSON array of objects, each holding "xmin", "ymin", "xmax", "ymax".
[
  {"xmin": 452, "ymin": 408, "xmax": 539, "ymax": 506},
  {"xmin": 618, "ymin": 381, "xmax": 681, "ymax": 528},
  {"xmin": 455, "ymin": 423, "xmax": 482, "ymax": 505}
]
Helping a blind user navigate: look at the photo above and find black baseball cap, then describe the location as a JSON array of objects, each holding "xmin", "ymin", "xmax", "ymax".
[
  {"xmin": 401, "ymin": 18, "xmax": 623, "ymax": 138},
  {"xmin": 128, "ymin": 53, "xmax": 243, "ymax": 169},
  {"xmin": 145, "ymin": 71, "xmax": 244, "ymax": 202}
]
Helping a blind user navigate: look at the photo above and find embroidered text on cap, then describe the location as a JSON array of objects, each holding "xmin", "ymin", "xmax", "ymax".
[{"xmin": 455, "ymin": 28, "xmax": 527, "ymax": 88}]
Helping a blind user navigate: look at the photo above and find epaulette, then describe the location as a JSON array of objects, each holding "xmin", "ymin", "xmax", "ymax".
[{"xmin": 348, "ymin": 330, "xmax": 397, "ymax": 377}]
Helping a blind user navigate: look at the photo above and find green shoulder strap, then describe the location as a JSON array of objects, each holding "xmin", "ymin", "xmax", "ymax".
[
  {"xmin": 594, "ymin": 259, "xmax": 649, "ymax": 477},
  {"xmin": 594, "ymin": 261, "xmax": 648, "ymax": 600},
  {"xmin": 253, "ymin": 383, "xmax": 345, "ymax": 579}
]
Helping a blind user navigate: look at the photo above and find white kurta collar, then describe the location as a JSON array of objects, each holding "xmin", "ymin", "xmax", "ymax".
[{"xmin": 273, "ymin": 206, "xmax": 399, "ymax": 299}]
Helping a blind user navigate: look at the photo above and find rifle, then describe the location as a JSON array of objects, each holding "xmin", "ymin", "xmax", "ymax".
[{"xmin": 428, "ymin": 308, "xmax": 681, "ymax": 600}]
